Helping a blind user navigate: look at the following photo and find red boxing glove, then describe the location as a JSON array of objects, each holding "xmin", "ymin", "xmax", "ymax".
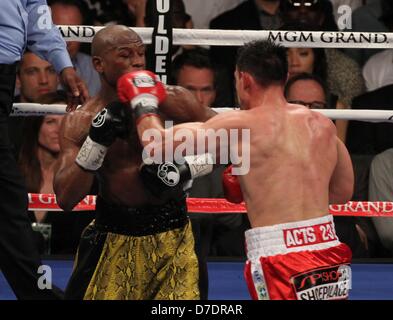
[
  {"xmin": 222, "ymin": 165, "xmax": 243, "ymax": 204},
  {"xmin": 117, "ymin": 70, "xmax": 167, "ymax": 110}
]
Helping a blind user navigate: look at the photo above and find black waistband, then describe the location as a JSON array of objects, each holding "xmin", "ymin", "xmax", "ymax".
[{"xmin": 95, "ymin": 195, "xmax": 189, "ymax": 236}]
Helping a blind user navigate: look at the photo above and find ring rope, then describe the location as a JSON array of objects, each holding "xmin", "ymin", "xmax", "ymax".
[
  {"xmin": 10, "ymin": 103, "xmax": 393, "ymax": 122},
  {"xmin": 28, "ymin": 193, "xmax": 393, "ymax": 217},
  {"xmin": 58, "ymin": 25, "xmax": 393, "ymax": 49}
]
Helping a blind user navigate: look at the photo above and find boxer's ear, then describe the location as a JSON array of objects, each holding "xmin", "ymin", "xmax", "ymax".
[
  {"xmin": 241, "ymin": 72, "xmax": 252, "ymax": 91},
  {"xmin": 92, "ymin": 56, "xmax": 104, "ymax": 74}
]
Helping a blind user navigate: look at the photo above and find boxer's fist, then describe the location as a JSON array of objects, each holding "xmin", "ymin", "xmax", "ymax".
[
  {"xmin": 222, "ymin": 165, "xmax": 243, "ymax": 204},
  {"xmin": 117, "ymin": 70, "xmax": 166, "ymax": 110},
  {"xmin": 140, "ymin": 154, "xmax": 214, "ymax": 199},
  {"xmin": 75, "ymin": 102, "xmax": 127, "ymax": 171},
  {"xmin": 140, "ymin": 161, "xmax": 191, "ymax": 200},
  {"xmin": 89, "ymin": 102, "xmax": 128, "ymax": 147}
]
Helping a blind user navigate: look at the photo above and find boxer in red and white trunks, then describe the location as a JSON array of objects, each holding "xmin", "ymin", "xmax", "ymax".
[
  {"xmin": 117, "ymin": 40, "xmax": 355, "ymax": 300},
  {"xmin": 243, "ymin": 215, "xmax": 352, "ymax": 300}
]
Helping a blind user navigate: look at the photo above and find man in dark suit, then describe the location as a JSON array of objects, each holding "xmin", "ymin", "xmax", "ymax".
[
  {"xmin": 346, "ymin": 84, "xmax": 393, "ymax": 155},
  {"xmin": 209, "ymin": 0, "xmax": 281, "ymax": 106}
]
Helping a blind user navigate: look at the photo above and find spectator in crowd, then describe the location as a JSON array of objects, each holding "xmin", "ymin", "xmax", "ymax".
[
  {"xmin": 284, "ymin": 73, "xmax": 329, "ymax": 109},
  {"xmin": 124, "ymin": 0, "xmax": 148, "ymax": 27},
  {"xmin": 183, "ymin": 0, "xmax": 245, "ymax": 29},
  {"xmin": 209, "ymin": 0, "xmax": 281, "ymax": 106},
  {"xmin": 343, "ymin": 0, "xmax": 388, "ymax": 66},
  {"xmin": 18, "ymin": 91, "xmax": 95, "ymax": 255},
  {"xmin": 368, "ymin": 149, "xmax": 393, "ymax": 257},
  {"xmin": 10, "ymin": 52, "xmax": 60, "ymax": 159},
  {"xmin": 49, "ymin": 0, "xmax": 101, "ymax": 96},
  {"xmin": 286, "ymin": 47, "xmax": 327, "ymax": 81},
  {"xmin": 80, "ymin": 0, "xmax": 144, "ymax": 26},
  {"xmin": 280, "ymin": 0, "xmax": 338, "ymax": 31},
  {"xmin": 363, "ymin": 50, "xmax": 393, "ymax": 92},
  {"xmin": 362, "ymin": 7, "xmax": 393, "ymax": 91},
  {"xmin": 15, "ymin": 52, "xmax": 59, "ymax": 103},
  {"xmin": 172, "ymin": 47, "xmax": 218, "ymax": 108},
  {"xmin": 284, "ymin": 72, "xmax": 370, "ymax": 258}
]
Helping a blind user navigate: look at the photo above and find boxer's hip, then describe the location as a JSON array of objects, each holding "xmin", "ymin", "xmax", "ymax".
[{"xmin": 245, "ymin": 214, "xmax": 342, "ymax": 259}]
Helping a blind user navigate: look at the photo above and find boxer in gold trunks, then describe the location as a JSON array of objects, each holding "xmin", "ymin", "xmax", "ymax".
[{"xmin": 53, "ymin": 25, "xmax": 215, "ymax": 300}]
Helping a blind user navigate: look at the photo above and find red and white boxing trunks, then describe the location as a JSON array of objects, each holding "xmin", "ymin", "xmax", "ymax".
[{"xmin": 244, "ymin": 215, "xmax": 352, "ymax": 300}]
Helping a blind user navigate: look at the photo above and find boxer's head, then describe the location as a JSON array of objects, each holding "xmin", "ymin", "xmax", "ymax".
[
  {"xmin": 92, "ymin": 25, "xmax": 146, "ymax": 87},
  {"xmin": 235, "ymin": 40, "xmax": 287, "ymax": 109}
]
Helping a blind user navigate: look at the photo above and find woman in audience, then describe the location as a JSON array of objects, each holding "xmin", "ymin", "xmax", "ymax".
[{"xmin": 18, "ymin": 91, "xmax": 95, "ymax": 255}]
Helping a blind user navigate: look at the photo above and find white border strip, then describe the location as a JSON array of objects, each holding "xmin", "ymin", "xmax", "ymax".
[
  {"xmin": 10, "ymin": 103, "xmax": 393, "ymax": 122},
  {"xmin": 58, "ymin": 25, "xmax": 393, "ymax": 49}
]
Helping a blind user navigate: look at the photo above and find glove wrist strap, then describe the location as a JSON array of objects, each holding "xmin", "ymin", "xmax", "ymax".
[
  {"xmin": 133, "ymin": 95, "xmax": 160, "ymax": 125},
  {"xmin": 184, "ymin": 153, "xmax": 214, "ymax": 178},
  {"xmin": 75, "ymin": 136, "xmax": 108, "ymax": 171}
]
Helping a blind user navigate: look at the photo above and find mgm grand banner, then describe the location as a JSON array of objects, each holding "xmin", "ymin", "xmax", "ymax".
[
  {"xmin": 267, "ymin": 31, "xmax": 391, "ymax": 49},
  {"xmin": 58, "ymin": 25, "xmax": 393, "ymax": 49}
]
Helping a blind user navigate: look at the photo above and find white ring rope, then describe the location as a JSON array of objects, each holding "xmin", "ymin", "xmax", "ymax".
[
  {"xmin": 59, "ymin": 25, "xmax": 393, "ymax": 49},
  {"xmin": 10, "ymin": 103, "xmax": 393, "ymax": 123}
]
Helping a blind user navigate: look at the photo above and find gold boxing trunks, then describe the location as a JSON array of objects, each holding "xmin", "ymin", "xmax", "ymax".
[{"xmin": 64, "ymin": 195, "xmax": 200, "ymax": 300}]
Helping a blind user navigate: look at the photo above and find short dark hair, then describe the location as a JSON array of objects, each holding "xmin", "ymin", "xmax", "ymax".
[
  {"xmin": 284, "ymin": 72, "xmax": 328, "ymax": 99},
  {"xmin": 47, "ymin": 0, "xmax": 89, "ymax": 24},
  {"xmin": 171, "ymin": 48, "xmax": 217, "ymax": 86},
  {"xmin": 236, "ymin": 40, "xmax": 288, "ymax": 87}
]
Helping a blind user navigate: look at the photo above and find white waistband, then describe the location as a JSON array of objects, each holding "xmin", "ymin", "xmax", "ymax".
[{"xmin": 245, "ymin": 215, "xmax": 341, "ymax": 260}]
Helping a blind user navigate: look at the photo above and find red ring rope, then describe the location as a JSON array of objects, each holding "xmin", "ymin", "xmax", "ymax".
[{"xmin": 28, "ymin": 193, "xmax": 393, "ymax": 217}]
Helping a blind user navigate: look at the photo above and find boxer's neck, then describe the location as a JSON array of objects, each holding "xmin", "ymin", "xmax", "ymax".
[
  {"xmin": 97, "ymin": 82, "xmax": 119, "ymax": 104},
  {"xmin": 248, "ymin": 85, "xmax": 286, "ymax": 110}
]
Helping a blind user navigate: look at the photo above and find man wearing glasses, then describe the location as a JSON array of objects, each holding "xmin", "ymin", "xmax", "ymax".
[{"xmin": 284, "ymin": 73, "xmax": 329, "ymax": 109}]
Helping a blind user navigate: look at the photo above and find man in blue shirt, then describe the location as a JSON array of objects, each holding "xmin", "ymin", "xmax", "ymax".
[{"xmin": 0, "ymin": 0, "xmax": 88, "ymax": 299}]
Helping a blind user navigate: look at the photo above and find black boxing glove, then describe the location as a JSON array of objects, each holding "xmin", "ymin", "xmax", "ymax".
[
  {"xmin": 140, "ymin": 154, "xmax": 214, "ymax": 199},
  {"xmin": 76, "ymin": 102, "xmax": 128, "ymax": 171}
]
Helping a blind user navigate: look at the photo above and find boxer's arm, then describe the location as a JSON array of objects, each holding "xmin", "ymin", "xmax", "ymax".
[
  {"xmin": 138, "ymin": 108, "xmax": 243, "ymax": 163},
  {"xmin": 329, "ymin": 137, "xmax": 354, "ymax": 204},
  {"xmin": 54, "ymin": 111, "xmax": 95, "ymax": 211},
  {"xmin": 161, "ymin": 85, "xmax": 217, "ymax": 123}
]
